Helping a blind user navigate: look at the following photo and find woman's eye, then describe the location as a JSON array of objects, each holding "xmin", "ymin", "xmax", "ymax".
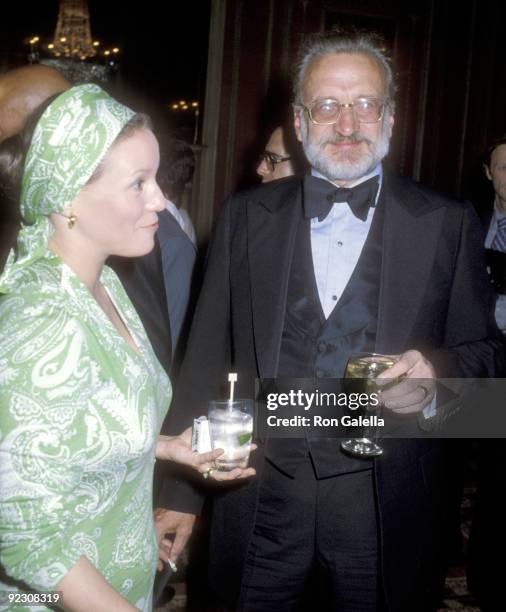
[{"xmin": 134, "ymin": 179, "xmax": 144, "ymax": 190}]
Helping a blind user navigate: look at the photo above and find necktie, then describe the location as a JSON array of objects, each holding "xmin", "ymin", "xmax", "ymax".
[
  {"xmin": 491, "ymin": 217, "xmax": 506, "ymax": 253},
  {"xmin": 303, "ymin": 174, "xmax": 379, "ymax": 222}
]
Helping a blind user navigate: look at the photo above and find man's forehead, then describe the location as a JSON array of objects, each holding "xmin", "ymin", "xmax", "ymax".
[
  {"xmin": 491, "ymin": 144, "xmax": 506, "ymax": 165},
  {"xmin": 302, "ymin": 52, "xmax": 386, "ymax": 98},
  {"xmin": 265, "ymin": 128, "xmax": 287, "ymax": 154}
]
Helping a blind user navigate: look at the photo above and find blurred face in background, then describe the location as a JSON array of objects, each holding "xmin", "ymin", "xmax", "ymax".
[
  {"xmin": 485, "ymin": 144, "xmax": 506, "ymax": 213},
  {"xmin": 256, "ymin": 127, "xmax": 295, "ymax": 182}
]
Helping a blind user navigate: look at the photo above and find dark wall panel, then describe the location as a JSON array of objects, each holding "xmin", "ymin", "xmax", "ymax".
[{"xmin": 211, "ymin": 0, "xmax": 506, "ymax": 212}]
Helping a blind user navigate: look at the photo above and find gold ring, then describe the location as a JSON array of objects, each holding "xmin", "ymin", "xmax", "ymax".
[
  {"xmin": 203, "ymin": 468, "xmax": 215, "ymax": 480},
  {"xmin": 419, "ymin": 384, "xmax": 430, "ymax": 400}
]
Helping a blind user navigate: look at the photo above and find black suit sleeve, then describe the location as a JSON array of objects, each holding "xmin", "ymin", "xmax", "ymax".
[
  {"xmin": 157, "ymin": 198, "xmax": 234, "ymax": 513},
  {"xmin": 428, "ymin": 201, "xmax": 505, "ymax": 377}
]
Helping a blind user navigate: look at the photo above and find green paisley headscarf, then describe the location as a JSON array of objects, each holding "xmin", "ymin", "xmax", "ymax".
[{"xmin": 0, "ymin": 83, "xmax": 135, "ymax": 293}]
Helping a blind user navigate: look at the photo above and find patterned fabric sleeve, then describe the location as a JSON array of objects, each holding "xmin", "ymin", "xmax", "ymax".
[{"xmin": 0, "ymin": 286, "xmax": 124, "ymax": 591}]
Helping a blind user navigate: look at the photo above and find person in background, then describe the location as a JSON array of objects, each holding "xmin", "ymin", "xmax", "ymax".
[
  {"xmin": 152, "ymin": 139, "xmax": 199, "ymax": 606},
  {"xmin": 0, "ymin": 65, "xmax": 69, "ymax": 267},
  {"xmin": 159, "ymin": 138, "xmax": 197, "ymax": 245},
  {"xmin": 256, "ymin": 126, "xmax": 296, "ymax": 182},
  {"xmin": 0, "ymin": 84, "xmax": 253, "ymax": 612},
  {"xmin": 482, "ymin": 136, "xmax": 506, "ymax": 331},
  {"xmin": 156, "ymin": 139, "xmax": 198, "ymax": 354},
  {"xmin": 0, "ymin": 65, "xmax": 69, "ymax": 141},
  {"xmin": 465, "ymin": 137, "xmax": 506, "ymax": 611}
]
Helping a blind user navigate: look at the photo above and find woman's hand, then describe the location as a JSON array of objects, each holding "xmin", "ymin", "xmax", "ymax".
[
  {"xmin": 156, "ymin": 427, "xmax": 256, "ymax": 481},
  {"xmin": 154, "ymin": 508, "xmax": 196, "ymax": 571}
]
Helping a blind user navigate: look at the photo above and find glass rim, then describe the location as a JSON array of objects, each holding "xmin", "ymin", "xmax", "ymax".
[{"xmin": 209, "ymin": 398, "xmax": 254, "ymax": 406}]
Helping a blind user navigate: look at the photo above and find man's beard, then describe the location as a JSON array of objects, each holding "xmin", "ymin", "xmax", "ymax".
[{"xmin": 300, "ymin": 113, "xmax": 392, "ymax": 182}]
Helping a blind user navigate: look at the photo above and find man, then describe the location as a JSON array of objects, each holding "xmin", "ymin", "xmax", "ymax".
[
  {"xmin": 465, "ymin": 137, "xmax": 506, "ymax": 611},
  {"xmin": 152, "ymin": 139, "xmax": 198, "ymax": 605},
  {"xmin": 0, "ymin": 65, "xmax": 69, "ymax": 141},
  {"xmin": 162, "ymin": 31, "xmax": 503, "ymax": 611},
  {"xmin": 482, "ymin": 137, "xmax": 506, "ymax": 330},
  {"xmin": 156, "ymin": 138, "xmax": 197, "ymax": 355},
  {"xmin": 256, "ymin": 126, "xmax": 296, "ymax": 182},
  {"xmin": 0, "ymin": 65, "xmax": 69, "ymax": 267}
]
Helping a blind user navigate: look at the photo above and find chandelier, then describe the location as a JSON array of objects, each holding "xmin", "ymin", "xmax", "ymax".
[{"xmin": 50, "ymin": 0, "xmax": 97, "ymax": 60}]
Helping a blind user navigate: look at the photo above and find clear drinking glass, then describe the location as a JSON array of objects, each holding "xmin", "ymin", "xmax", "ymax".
[
  {"xmin": 208, "ymin": 399, "xmax": 254, "ymax": 470},
  {"xmin": 340, "ymin": 353, "xmax": 397, "ymax": 458}
]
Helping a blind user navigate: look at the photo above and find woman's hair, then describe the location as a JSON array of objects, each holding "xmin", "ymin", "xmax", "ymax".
[{"xmin": 0, "ymin": 95, "xmax": 151, "ymax": 229}]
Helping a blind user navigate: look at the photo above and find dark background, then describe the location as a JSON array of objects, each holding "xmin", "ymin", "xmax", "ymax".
[
  {"xmin": 2, "ymin": 0, "xmax": 506, "ymax": 237},
  {"xmin": 0, "ymin": 0, "xmax": 211, "ymax": 140},
  {"xmin": 211, "ymin": 0, "xmax": 506, "ymax": 212}
]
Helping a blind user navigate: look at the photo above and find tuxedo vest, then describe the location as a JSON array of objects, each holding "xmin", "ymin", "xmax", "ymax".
[{"xmin": 266, "ymin": 196, "xmax": 385, "ymax": 477}]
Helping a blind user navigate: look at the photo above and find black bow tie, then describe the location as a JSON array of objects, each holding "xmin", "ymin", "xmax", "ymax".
[{"xmin": 303, "ymin": 175, "xmax": 380, "ymax": 222}]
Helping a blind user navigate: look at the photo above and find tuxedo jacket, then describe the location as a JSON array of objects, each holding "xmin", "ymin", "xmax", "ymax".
[
  {"xmin": 163, "ymin": 174, "xmax": 505, "ymax": 609},
  {"xmin": 107, "ymin": 240, "xmax": 172, "ymax": 375}
]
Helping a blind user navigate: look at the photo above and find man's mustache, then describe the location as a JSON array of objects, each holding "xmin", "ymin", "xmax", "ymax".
[{"xmin": 319, "ymin": 134, "xmax": 373, "ymax": 146}]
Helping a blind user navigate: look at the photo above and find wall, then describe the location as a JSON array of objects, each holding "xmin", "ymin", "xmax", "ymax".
[{"xmin": 195, "ymin": 0, "xmax": 506, "ymax": 241}]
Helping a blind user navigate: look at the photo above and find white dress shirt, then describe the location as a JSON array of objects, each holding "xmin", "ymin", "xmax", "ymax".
[
  {"xmin": 484, "ymin": 205, "xmax": 506, "ymax": 248},
  {"xmin": 309, "ymin": 165, "xmax": 436, "ymax": 417},
  {"xmin": 484, "ymin": 204, "xmax": 506, "ymax": 332},
  {"xmin": 165, "ymin": 199, "xmax": 197, "ymax": 245},
  {"xmin": 310, "ymin": 165, "xmax": 382, "ymax": 319}
]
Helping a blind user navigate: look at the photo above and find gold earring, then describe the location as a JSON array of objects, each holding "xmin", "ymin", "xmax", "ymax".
[{"xmin": 67, "ymin": 212, "xmax": 76, "ymax": 229}]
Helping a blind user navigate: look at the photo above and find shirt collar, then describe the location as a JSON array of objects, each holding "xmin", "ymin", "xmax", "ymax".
[{"xmin": 493, "ymin": 200, "xmax": 506, "ymax": 221}]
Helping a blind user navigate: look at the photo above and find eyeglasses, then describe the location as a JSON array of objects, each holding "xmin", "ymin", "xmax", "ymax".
[
  {"xmin": 259, "ymin": 151, "xmax": 292, "ymax": 172},
  {"xmin": 300, "ymin": 97, "xmax": 386, "ymax": 125}
]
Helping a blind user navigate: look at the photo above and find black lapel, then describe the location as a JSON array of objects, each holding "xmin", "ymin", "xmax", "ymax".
[
  {"xmin": 375, "ymin": 176, "xmax": 447, "ymax": 353},
  {"xmin": 246, "ymin": 179, "xmax": 303, "ymax": 378}
]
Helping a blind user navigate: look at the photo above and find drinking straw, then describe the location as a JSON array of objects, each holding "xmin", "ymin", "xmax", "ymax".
[{"xmin": 228, "ymin": 372, "xmax": 237, "ymax": 408}]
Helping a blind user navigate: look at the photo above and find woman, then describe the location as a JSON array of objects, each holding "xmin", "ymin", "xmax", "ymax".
[{"xmin": 0, "ymin": 84, "xmax": 253, "ymax": 611}]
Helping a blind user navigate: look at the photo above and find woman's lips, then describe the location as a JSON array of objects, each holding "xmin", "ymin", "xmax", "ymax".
[{"xmin": 142, "ymin": 221, "xmax": 159, "ymax": 230}]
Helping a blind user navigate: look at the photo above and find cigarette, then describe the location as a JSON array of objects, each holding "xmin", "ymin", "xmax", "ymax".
[{"xmin": 168, "ymin": 558, "xmax": 177, "ymax": 572}]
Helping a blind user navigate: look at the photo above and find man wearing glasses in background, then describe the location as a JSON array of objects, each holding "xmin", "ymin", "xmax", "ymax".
[
  {"xmin": 256, "ymin": 126, "xmax": 296, "ymax": 182},
  {"xmin": 162, "ymin": 29, "xmax": 503, "ymax": 611}
]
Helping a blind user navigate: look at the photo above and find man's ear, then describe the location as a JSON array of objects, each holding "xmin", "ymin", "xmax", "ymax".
[
  {"xmin": 387, "ymin": 112, "xmax": 394, "ymax": 138},
  {"xmin": 293, "ymin": 108, "xmax": 303, "ymax": 143},
  {"xmin": 484, "ymin": 164, "xmax": 492, "ymax": 181}
]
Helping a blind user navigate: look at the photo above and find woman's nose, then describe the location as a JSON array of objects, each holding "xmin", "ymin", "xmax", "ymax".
[{"xmin": 148, "ymin": 182, "xmax": 166, "ymax": 212}]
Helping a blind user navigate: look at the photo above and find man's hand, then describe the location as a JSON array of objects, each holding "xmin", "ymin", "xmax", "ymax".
[
  {"xmin": 375, "ymin": 349, "xmax": 436, "ymax": 414},
  {"xmin": 154, "ymin": 508, "xmax": 196, "ymax": 571}
]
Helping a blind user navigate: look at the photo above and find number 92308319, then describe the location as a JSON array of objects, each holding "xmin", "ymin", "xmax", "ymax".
[{"xmin": 0, "ymin": 591, "xmax": 62, "ymax": 607}]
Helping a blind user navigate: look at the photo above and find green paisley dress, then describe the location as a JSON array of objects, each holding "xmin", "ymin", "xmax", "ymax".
[{"xmin": 0, "ymin": 251, "xmax": 171, "ymax": 611}]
